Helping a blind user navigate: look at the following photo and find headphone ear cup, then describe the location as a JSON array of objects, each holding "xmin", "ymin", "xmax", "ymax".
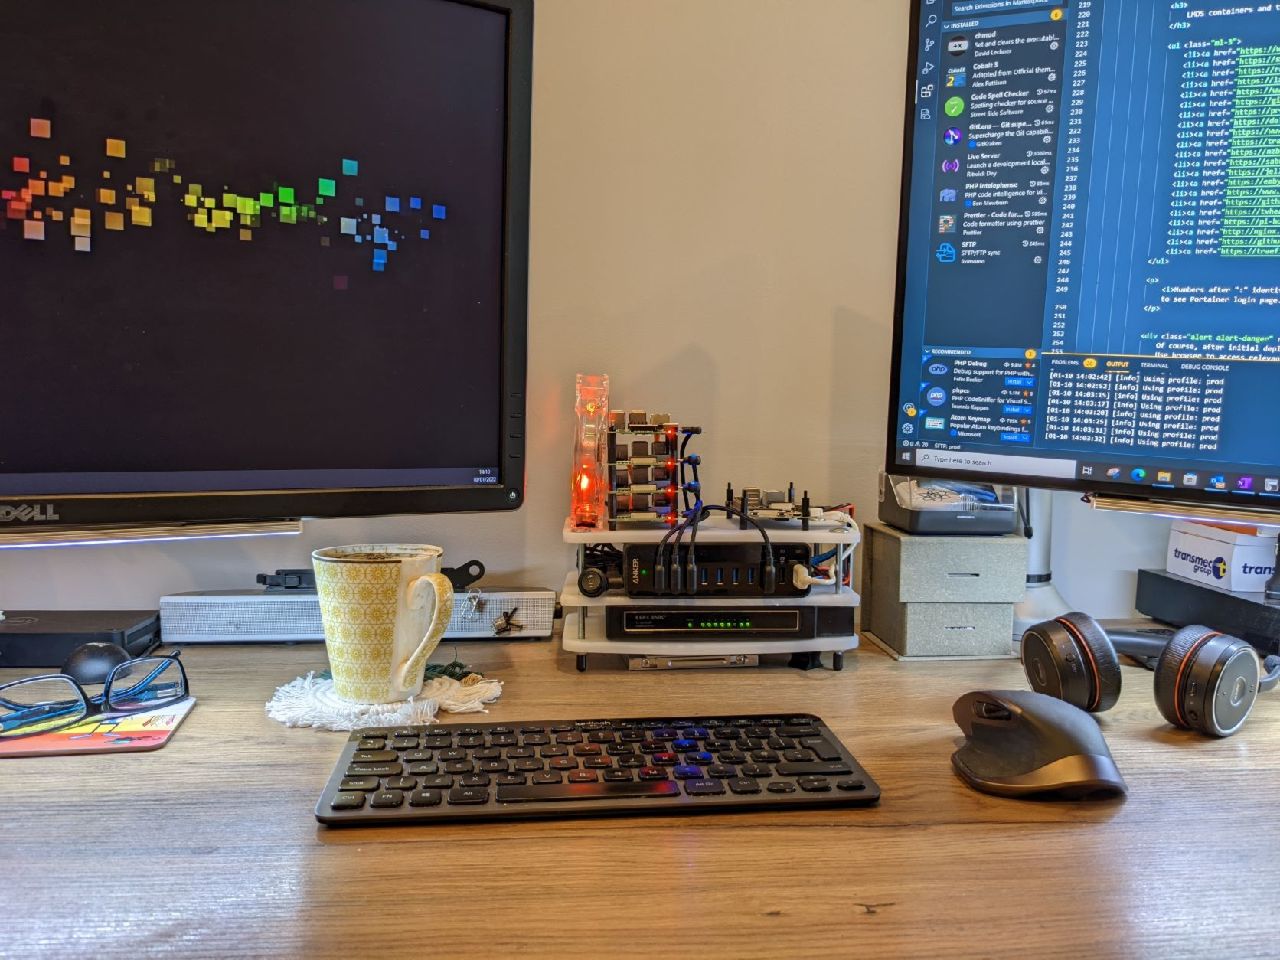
[
  {"xmin": 1022, "ymin": 612, "xmax": 1121, "ymax": 712},
  {"xmin": 1155, "ymin": 625, "xmax": 1260, "ymax": 736},
  {"xmin": 1154, "ymin": 625, "xmax": 1217, "ymax": 731},
  {"xmin": 1058, "ymin": 612, "xmax": 1122, "ymax": 713}
]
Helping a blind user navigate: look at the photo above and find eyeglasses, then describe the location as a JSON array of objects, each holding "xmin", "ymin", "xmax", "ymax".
[{"xmin": 0, "ymin": 652, "xmax": 189, "ymax": 739}]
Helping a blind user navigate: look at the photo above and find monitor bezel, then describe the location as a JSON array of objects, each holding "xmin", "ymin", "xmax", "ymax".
[
  {"xmin": 884, "ymin": 0, "xmax": 1280, "ymax": 514},
  {"xmin": 0, "ymin": 0, "xmax": 533, "ymax": 530}
]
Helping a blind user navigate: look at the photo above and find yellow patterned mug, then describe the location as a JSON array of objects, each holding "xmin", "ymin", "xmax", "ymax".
[{"xmin": 312, "ymin": 544, "xmax": 455, "ymax": 704}]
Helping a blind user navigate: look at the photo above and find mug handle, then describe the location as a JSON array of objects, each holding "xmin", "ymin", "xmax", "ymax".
[{"xmin": 397, "ymin": 573, "xmax": 455, "ymax": 691}]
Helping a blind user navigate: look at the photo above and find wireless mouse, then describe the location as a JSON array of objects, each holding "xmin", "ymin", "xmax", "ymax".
[
  {"xmin": 61, "ymin": 641, "xmax": 131, "ymax": 686},
  {"xmin": 951, "ymin": 689, "xmax": 1127, "ymax": 800}
]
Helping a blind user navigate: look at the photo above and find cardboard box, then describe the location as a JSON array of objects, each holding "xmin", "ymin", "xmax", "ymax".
[{"xmin": 1166, "ymin": 521, "xmax": 1277, "ymax": 593}]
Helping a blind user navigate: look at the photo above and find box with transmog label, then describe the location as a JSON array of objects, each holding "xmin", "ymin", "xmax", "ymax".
[{"xmin": 1165, "ymin": 520, "xmax": 1277, "ymax": 593}]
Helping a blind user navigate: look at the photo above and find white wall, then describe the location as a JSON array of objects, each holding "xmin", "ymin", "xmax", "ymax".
[{"xmin": 0, "ymin": 0, "xmax": 1169, "ymax": 616}]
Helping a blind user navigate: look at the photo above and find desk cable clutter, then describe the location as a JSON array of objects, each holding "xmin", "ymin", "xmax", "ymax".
[{"xmin": 266, "ymin": 669, "xmax": 503, "ymax": 732}]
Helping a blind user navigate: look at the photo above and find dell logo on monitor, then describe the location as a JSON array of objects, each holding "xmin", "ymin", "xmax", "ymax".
[{"xmin": 0, "ymin": 504, "xmax": 61, "ymax": 523}]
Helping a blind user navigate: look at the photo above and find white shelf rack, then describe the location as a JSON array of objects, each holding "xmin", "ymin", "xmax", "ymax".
[{"xmin": 561, "ymin": 516, "xmax": 861, "ymax": 671}]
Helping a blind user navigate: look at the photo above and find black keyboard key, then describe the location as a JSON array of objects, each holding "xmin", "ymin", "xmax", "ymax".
[
  {"xmin": 389, "ymin": 737, "xmax": 419, "ymax": 750},
  {"xmin": 406, "ymin": 761, "xmax": 439, "ymax": 776},
  {"xmin": 751, "ymin": 750, "xmax": 779, "ymax": 762},
  {"xmin": 506, "ymin": 747, "xmax": 535, "ymax": 759},
  {"xmin": 673, "ymin": 739, "xmax": 698, "ymax": 750},
  {"xmin": 420, "ymin": 775, "xmax": 453, "ymax": 789},
  {"xmin": 782, "ymin": 749, "xmax": 812, "ymax": 762},
  {"xmin": 440, "ymin": 749, "xmax": 468, "ymax": 761},
  {"xmin": 549, "ymin": 757, "xmax": 578, "ymax": 771},
  {"xmin": 478, "ymin": 760, "xmax": 509, "ymax": 773},
  {"xmin": 330, "ymin": 791, "xmax": 366, "ymax": 809},
  {"xmin": 496, "ymin": 780, "xmax": 681, "ymax": 803},
  {"xmin": 687, "ymin": 751, "xmax": 713, "ymax": 764},
  {"xmin": 651, "ymin": 752, "xmax": 678, "ymax": 765},
  {"xmin": 719, "ymin": 751, "xmax": 747, "ymax": 764},
  {"xmin": 443, "ymin": 761, "xmax": 473, "ymax": 774},
  {"xmin": 490, "ymin": 734, "xmax": 518, "ymax": 747},
  {"xmin": 457, "ymin": 735, "xmax": 484, "ymax": 748},
  {"xmin": 556, "ymin": 732, "xmax": 583, "ymax": 744},
  {"xmin": 617, "ymin": 756, "xmax": 646, "ymax": 768},
  {"xmin": 774, "ymin": 761, "xmax": 854, "ymax": 777},
  {"xmin": 403, "ymin": 750, "xmax": 434, "ymax": 763},
  {"xmin": 513, "ymin": 759, "xmax": 544, "ymax": 773},
  {"xmin": 356, "ymin": 738, "xmax": 385, "ymax": 750},
  {"xmin": 802, "ymin": 738, "xmax": 842, "ymax": 761},
  {"xmin": 540, "ymin": 746, "xmax": 568, "ymax": 758},
  {"xmin": 603, "ymin": 770, "xmax": 633, "ymax": 782},
  {"xmin": 408, "ymin": 789, "xmax": 442, "ymax": 807},
  {"xmin": 350, "ymin": 747, "xmax": 389, "ymax": 762},
  {"xmin": 639, "ymin": 766, "xmax": 669, "ymax": 781},
  {"xmin": 340, "ymin": 777, "xmax": 379, "ymax": 792},
  {"xmin": 495, "ymin": 774, "xmax": 526, "ymax": 786},
  {"xmin": 584, "ymin": 757, "xmax": 613, "ymax": 769},
  {"xmin": 522, "ymin": 733, "xmax": 550, "ymax": 746},
  {"xmin": 740, "ymin": 764, "xmax": 772, "ymax": 778},
  {"xmin": 459, "ymin": 774, "xmax": 490, "ymax": 787},
  {"xmin": 347, "ymin": 762, "xmax": 401, "ymax": 777},
  {"xmin": 780, "ymin": 725, "xmax": 816, "ymax": 737},
  {"xmin": 728, "ymin": 777, "xmax": 761, "ymax": 795},
  {"xmin": 707, "ymin": 764, "xmax": 736, "ymax": 778},
  {"xmin": 684, "ymin": 779, "xmax": 725, "ymax": 796},
  {"xmin": 520, "ymin": 725, "xmax": 546, "ymax": 733},
  {"xmin": 567, "ymin": 770, "xmax": 599, "ymax": 783},
  {"xmin": 473, "ymin": 747, "xmax": 502, "ymax": 760},
  {"xmin": 837, "ymin": 779, "xmax": 867, "ymax": 792},
  {"xmin": 448, "ymin": 787, "xmax": 490, "ymax": 805},
  {"xmin": 767, "ymin": 781, "xmax": 797, "ymax": 794},
  {"xmin": 531, "ymin": 772, "xmax": 562, "ymax": 784},
  {"xmin": 587, "ymin": 731, "xmax": 615, "ymax": 743},
  {"xmin": 384, "ymin": 776, "xmax": 417, "ymax": 791},
  {"xmin": 370, "ymin": 790, "xmax": 405, "ymax": 808},
  {"xmin": 572, "ymin": 744, "xmax": 603, "ymax": 757},
  {"xmin": 673, "ymin": 765, "xmax": 703, "ymax": 780},
  {"xmin": 797, "ymin": 777, "xmax": 831, "ymax": 792}
]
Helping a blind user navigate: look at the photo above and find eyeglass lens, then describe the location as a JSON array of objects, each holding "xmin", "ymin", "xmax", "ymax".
[
  {"xmin": 0, "ymin": 676, "xmax": 89, "ymax": 737},
  {"xmin": 107, "ymin": 657, "xmax": 186, "ymax": 711}
]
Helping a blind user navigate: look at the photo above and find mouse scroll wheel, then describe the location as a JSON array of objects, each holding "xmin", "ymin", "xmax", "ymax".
[{"xmin": 975, "ymin": 701, "xmax": 1012, "ymax": 721}]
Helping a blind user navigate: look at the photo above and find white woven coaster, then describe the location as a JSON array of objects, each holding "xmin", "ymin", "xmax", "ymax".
[{"xmin": 266, "ymin": 671, "xmax": 503, "ymax": 731}]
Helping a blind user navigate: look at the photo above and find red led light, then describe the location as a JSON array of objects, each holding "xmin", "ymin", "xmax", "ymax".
[
  {"xmin": 666, "ymin": 459, "xmax": 676, "ymax": 471},
  {"xmin": 667, "ymin": 486, "xmax": 677, "ymax": 501}
]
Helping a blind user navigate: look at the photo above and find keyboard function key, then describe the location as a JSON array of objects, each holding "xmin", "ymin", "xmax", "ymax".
[
  {"xmin": 728, "ymin": 778, "xmax": 762, "ymax": 795},
  {"xmin": 408, "ymin": 789, "xmax": 443, "ymax": 807},
  {"xmin": 448, "ymin": 787, "xmax": 490, "ymax": 805},
  {"xmin": 370, "ymin": 790, "xmax": 405, "ymax": 808},
  {"xmin": 330, "ymin": 791, "xmax": 366, "ymax": 810}
]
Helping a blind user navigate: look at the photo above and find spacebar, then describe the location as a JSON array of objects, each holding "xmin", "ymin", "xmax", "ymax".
[{"xmin": 497, "ymin": 780, "xmax": 682, "ymax": 803}]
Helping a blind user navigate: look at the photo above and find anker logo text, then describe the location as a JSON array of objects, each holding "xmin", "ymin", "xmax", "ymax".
[{"xmin": 0, "ymin": 504, "xmax": 61, "ymax": 523}]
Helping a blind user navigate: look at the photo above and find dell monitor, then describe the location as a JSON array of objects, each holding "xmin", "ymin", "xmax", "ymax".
[
  {"xmin": 0, "ymin": 0, "xmax": 531, "ymax": 535},
  {"xmin": 888, "ymin": 0, "xmax": 1280, "ymax": 517}
]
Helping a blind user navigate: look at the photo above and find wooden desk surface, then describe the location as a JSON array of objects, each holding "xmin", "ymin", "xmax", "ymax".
[{"xmin": 2, "ymin": 639, "xmax": 1277, "ymax": 960}]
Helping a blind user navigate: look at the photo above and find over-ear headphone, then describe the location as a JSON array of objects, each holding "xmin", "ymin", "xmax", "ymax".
[{"xmin": 1021, "ymin": 612, "xmax": 1280, "ymax": 738}]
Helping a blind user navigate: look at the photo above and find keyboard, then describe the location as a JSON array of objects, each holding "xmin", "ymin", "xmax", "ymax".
[{"xmin": 315, "ymin": 713, "xmax": 880, "ymax": 825}]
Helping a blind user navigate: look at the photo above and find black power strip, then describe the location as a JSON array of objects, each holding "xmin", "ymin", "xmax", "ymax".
[{"xmin": 622, "ymin": 544, "xmax": 811, "ymax": 598}]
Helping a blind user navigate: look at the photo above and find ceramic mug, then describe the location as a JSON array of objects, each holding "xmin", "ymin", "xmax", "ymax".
[{"xmin": 311, "ymin": 544, "xmax": 454, "ymax": 704}]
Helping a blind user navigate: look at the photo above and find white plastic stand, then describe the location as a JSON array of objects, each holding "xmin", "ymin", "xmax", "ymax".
[
  {"xmin": 1012, "ymin": 488, "xmax": 1071, "ymax": 639},
  {"xmin": 561, "ymin": 517, "xmax": 861, "ymax": 672}
]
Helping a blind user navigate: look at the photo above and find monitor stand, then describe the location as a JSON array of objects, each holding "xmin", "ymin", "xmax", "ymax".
[{"xmin": 1012, "ymin": 487, "xmax": 1070, "ymax": 639}]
